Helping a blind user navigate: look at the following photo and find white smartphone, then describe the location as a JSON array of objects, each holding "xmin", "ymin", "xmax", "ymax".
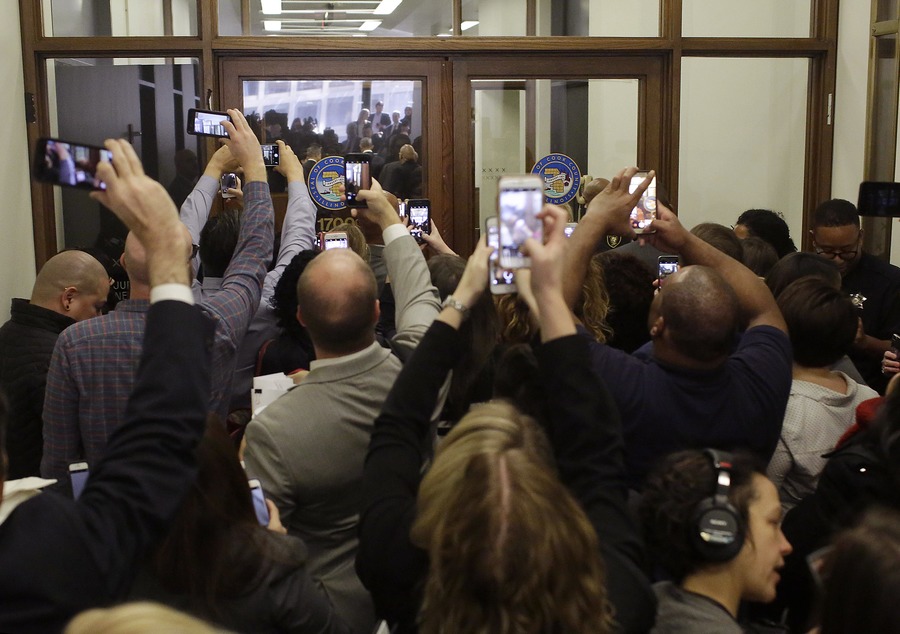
[
  {"xmin": 68, "ymin": 461, "xmax": 89, "ymax": 500},
  {"xmin": 248, "ymin": 479, "xmax": 270, "ymax": 526},
  {"xmin": 486, "ymin": 216, "xmax": 517, "ymax": 294},
  {"xmin": 498, "ymin": 174, "xmax": 544, "ymax": 268},
  {"xmin": 322, "ymin": 231, "xmax": 349, "ymax": 250},
  {"xmin": 629, "ymin": 171, "xmax": 657, "ymax": 234}
]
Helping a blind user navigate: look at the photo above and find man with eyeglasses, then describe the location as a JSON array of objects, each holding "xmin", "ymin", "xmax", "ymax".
[{"xmin": 810, "ymin": 198, "xmax": 900, "ymax": 392}]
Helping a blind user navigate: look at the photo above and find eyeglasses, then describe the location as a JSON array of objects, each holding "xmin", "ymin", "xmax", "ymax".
[{"xmin": 813, "ymin": 245, "xmax": 859, "ymax": 261}]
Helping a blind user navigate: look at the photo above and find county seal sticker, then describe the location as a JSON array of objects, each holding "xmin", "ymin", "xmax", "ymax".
[
  {"xmin": 531, "ymin": 154, "xmax": 581, "ymax": 205},
  {"xmin": 308, "ymin": 156, "xmax": 346, "ymax": 210}
]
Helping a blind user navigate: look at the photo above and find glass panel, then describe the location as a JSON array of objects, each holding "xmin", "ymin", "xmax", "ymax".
[
  {"xmin": 226, "ymin": 0, "xmax": 451, "ymax": 37},
  {"xmin": 531, "ymin": 0, "xmax": 659, "ymax": 37},
  {"xmin": 46, "ymin": 58, "xmax": 202, "ymax": 275},
  {"xmin": 472, "ymin": 78, "xmax": 638, "ymax": 231},
  {"xmin": 462, "ymin": 0, "xmax": 527, "ymax": 36},
  {"xmin": 877, "ymin": 0, "xmax": 899, "ymax": 22},
  {"xmin": 870, "ymin": 35, "xmax": 899, "ymax": 181},
  {"xmin": 679, "ymin": 58, "xmax": 808, "ymax": 245},
  {"xmin": 683, "ymin": 0, "xmax": 811, "ymax": 38},
  {"xmin": 42, "ymin": 0, "xmax": 198, "ymax": 36},
  {"xmin": 244, "ymin": 79, "xmax": 423, "ymax": 228}
]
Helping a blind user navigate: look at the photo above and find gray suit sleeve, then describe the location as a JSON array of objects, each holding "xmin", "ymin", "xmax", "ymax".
[
  {"xmin": 383, "ymin": 234, "xmax": 441, "ymax": 359},
  {"xmin": 179, "ymin": 175, "xmax": 219, "ymax": 277},
  {"xmin": 262, "ymin": 179, "xmax": 318, "ymax": 303}
]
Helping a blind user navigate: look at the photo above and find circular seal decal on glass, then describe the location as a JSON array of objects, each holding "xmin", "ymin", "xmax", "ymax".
[
  {"xmin": 531, "ymin": 154, "xmax": 581, "ymax": 205},
  {"xmin": 308, "ymin": 156, "xmax": 345, "ymax": 210}
]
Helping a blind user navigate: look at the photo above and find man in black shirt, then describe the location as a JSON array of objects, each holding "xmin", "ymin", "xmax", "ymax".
[{"xmin": 810, "ymin": 198, "xmax": 900, "ymax": 392}]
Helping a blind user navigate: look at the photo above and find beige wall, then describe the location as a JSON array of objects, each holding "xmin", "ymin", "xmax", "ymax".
[{"xmin": 0, "ymin": 1, "xmax": 35, "ymax": 322}]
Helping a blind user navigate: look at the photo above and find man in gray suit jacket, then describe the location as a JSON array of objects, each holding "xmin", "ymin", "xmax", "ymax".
[{"xmin": 243, "ymin": 183, "xmax": 441, "ymax": 633}]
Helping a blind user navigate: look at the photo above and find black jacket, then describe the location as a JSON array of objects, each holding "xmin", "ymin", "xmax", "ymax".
[{"xmin": 0, "ymin": 299, "xmax": 74, "ymax": 479}]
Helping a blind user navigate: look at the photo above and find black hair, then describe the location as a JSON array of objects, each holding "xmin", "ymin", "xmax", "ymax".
[
  {"xmin": 0, "ymin": 390, "xmax": 8, "ymax": 479},
  {"xmin": 596, "ymin": 251, "xmax": 655, "ymax": 353},
  {"xmin": 270, "ymin": 249, "xmax": 318, "ymax": 345},
  {"xmin": 765, "ymin": 252, "xmax": 841, "ymax": 299},
  {"xmin": 812, "ymin": 199, "xmax": 860, "ymax": 229},
  {"xmin": 638, "ymin": 449, "xmax": 765, "ymax": 582},
  {"xmin": 735, "ymin": 209, "xmax": 797, "ymax": 258},
  {"xmin": 199, "ymin": 209, "xmax": 241, "ymax": 278},
  {"xmin": 777, "ymin": 277, "xmax": 858, "ymax": 367}
]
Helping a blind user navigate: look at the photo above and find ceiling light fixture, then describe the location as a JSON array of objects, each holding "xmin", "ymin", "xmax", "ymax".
[
  {"xmin": 261, "ymin": 0, "xmax": 282, "ymax": 15},
  {"xmin": 263, "ymin": 20, "xmax": 283, "ymax": 30},
  {"xmin": 359, "ymin": 20, "xmax": 382, "ymax": 31},
  {"xmin": 373, "ymin": 0, "xmax": 402, "ymax": 16},
  {"xmin": 461, "ymin": 20, "xmax": 479, "ymax": 31}
]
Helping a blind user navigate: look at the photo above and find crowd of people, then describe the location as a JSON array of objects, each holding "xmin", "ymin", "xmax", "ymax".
[{"xmin": 2, "ymin": 108, "xmax": 900, "ymax": 633}]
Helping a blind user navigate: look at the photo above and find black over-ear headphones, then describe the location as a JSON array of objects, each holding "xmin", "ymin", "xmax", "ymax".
[{"xmin": 690, "ymin": 449, "xmax": 745, "ymax": 562}]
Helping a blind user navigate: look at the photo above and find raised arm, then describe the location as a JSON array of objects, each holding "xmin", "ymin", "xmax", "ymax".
[{"xmin": 356, "ymin": 180, "xmax": 441, "ymax": 360}]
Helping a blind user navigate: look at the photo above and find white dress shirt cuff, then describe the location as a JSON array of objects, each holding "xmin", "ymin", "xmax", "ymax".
[
  {"xmin": 150, "ymin": 284, "xmax": 195, "ymax": 305},
  {"xmin": 382, "ymin": 223, "xmax": 409, "ymax": 246}
]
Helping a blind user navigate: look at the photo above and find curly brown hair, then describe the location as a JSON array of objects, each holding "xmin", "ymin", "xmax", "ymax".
[{"xmin": 411, "ymin": 401, "xmax": 614, "ymax": 633}]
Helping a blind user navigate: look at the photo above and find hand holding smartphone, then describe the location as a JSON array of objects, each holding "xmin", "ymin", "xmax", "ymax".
[
  {"xmin": 407, "ymin": 199, "xmax": 431, "ymax": 242},
  {"xmin": 187, "ymin": 108, "xmax": 231, "ymax": 138},
  {"xmin": 657, "ymin": 255, "xmax": 680, "ymax": 287},
  {"xmin": 486, "ymin": 216, "xmax": 517, "ymax": 294},
  {"xmin": 33, "ymin": 138, "xmax": 112, "ymax": 191},
  {"xmin": 629, "ymin": 171, "xmax": 657, "ymax": 234},
  {"xmin": 344, "ymin": 153, "xmax": 372, "ymax": 208},
  {"xmin": 221, "ymin": 173, "xmax": 239, "ymax": 199},
  {"xmin": 498, "ymin": 175, "xmax": 544, "ymax": 268},
  {"xmin": 261, "ymin": 143, "xmax": 280, "ymax": 168}
]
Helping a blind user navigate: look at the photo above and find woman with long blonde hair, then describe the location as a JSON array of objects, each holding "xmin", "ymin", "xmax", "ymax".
[{"xmin": 357, "ymin": 201, "xmax": 655, "ymax": 633}]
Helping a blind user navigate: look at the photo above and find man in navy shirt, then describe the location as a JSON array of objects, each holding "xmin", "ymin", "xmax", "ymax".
[{"xmin": 565, "ymin": 169, "xmax": 792, "ymax": 488}]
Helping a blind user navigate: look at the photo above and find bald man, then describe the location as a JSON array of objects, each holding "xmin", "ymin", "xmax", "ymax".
[
  {"xmin": 0, "ymin": 251, "xmax": 109, "ymax": 479},
  {"xmin": 565, "ymin": 168, "xmax": 791, "ymax": 488},
  {"xmin": 41, "ymin": 110, "xmax": 273, "ymax": 483},
  {"xmin": 243, "ymin": 182, "xmax": 441, "ymax": 634}
]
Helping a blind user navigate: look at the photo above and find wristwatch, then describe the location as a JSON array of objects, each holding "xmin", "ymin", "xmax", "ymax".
[{"xmin": 442, "ymin": 294, "xmax": 470, "ymax": 319}]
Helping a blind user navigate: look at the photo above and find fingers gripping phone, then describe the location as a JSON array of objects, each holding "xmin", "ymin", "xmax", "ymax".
[
  {"xmin": 498, "ymin": 175, "xmax": 544, "ymax": 269},
  {"xmin": 33, "ymin": 138, "xmax": 112, "ymax": 191},
  {"xmin": 187, "ymin": 108, "xmax": 231, "ymax": 138},
  {"xmin": 658, "ymin": 255, "xmax": 680, "ymax": 287},
  {"xmin": 486, "ymin": 216, "xmax": 517, "ymax": 294},
  {"xmin": 68, "ymin": 462, "xmax": 90, "ymax": 500},
  {"xmin": 407, "ymin": 199, "xmax": 431, "ymax": 243},
  {"xmin": 630, "ymin": 171, "xmax": 657, "ymax": 234},
  {"xmin": 249, "ymin": 479, "xmax": 270, "ymax": 526},
  {"xmin": 344, "ymin": 153, "xmax": 372, "ymax": 208}
]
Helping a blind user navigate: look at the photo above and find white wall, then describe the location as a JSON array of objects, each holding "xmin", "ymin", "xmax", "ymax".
[{"xmin": 0, "ymin": 1, "xmax": 35, "ymax": 322}]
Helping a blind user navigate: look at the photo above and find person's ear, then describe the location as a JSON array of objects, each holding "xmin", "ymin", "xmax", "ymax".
[
  {"xmin": 650, "ymin": 315, "xmax": 665, "ymax": 338},
  {"xmin": 373, "ymin": 299, "xmax": 381, "ymax": 326},
  {"xmin": 295, "ymin": 306, "xmax": 307, "ymax": 327},
  {"xmin": 62, "ymin": 286, "xmax": 77, "ymax": 312}
]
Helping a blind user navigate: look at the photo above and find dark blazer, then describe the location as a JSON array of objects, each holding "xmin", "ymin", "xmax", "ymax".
[{"xmin": 0, "ymin": 300, "xmax": 212, "ymax": 632}]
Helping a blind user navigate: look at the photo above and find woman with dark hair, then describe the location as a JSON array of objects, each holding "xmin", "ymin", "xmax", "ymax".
[
  {"xmin": 596, "ymin": 251, "xmax": 655, "ymax": 353},
  {"xmin": 357, "ymin": 205, "xmax": 654, "ymax": 633},
  {"xmin": 733, "ymin": 209, "xmax": 797, "ymax": 259},
  {"xmin": 131, "ymin": 421, "xmax": 350, "ymax": 633}
]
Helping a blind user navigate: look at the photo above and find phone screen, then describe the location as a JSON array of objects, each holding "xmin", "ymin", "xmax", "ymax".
[
  {"xmin": 629, "ymin": 173, "xmax": 657, "ymax": 233},
  {"xmin": 34, "ymin": 139, "xmax": 112, "ymax": 191},
  {"xmin": 262, "ymin": 144, "xmax": 280, "ymax": 167},
  {"xmin": 189, "ymin": 109, "xmax": 230, "ymax": 137},
  {"xmin": 221, "ymin": 173, "xmax": 238, "ymax": 198},
  {"xmin": 249, "ymin": 480, "xmax": 270, "ymax": 526},
  {"xmin": 69, "ymin": 463, "xmax": 89, "ymax": 500},
  {"xmin": 486, "ymin": 217, "xmax": 517, "ymax": 293},
  {"xmin": 498, "ymin": 179, "xmax": 543, "ymax": 268},
  {"xmin": 658, "ymin": 257, "xmax": 679, "ymax": 286},
  {"xmin": 344, "ymin": 154, "xmax": 371, "ymax": 207},
  {"xmin": 324, "ymin": 232, "xmax": 349, "ymax": 250},
  {"xmin": 408, "ymin": 200, "xmax": 430, "ymax": 241}
]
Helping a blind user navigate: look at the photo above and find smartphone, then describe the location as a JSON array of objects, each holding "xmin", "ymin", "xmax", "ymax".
[
  {"xmin": 858, "ymin": 181, "xmax": 900, "ymax": 217},
  {"xmin": 221, "ymin": 172, "xmax": 238, "ymax": 199},
  {"xmin": 323, "ymin": 231, "xmax": 349, "ymax": 250},
  {"xmin": 187, "ymin": 108, "xmax": 231, "ymax": 138},
  {"xmin": 249, "ymin": 479, "xmax": 270, "ymax": 526},
  {"xmin": 407, "ymin": 199, "xmax": 431, "ymax": 242},
  {"xmin": 486, "ymin": 216, "xmax": 517, "ymax": 294},
  {"xmin": 498, "ymin": 174, "xmax": 544, "ymax": 269},
  {"xmin": 344, "ymin": 153, "xmax": 372, "ymax": 208},
  {"xmin": 69, "ymin": 462, "xmax": 89, "ymax": 500},
  {"xmin": 262, "ymin": 143, "xmax": 280, "ymax": 168},
  {"xmin": 629, "ymin": 171, "xmax": 657, "ymax": 234},
  {"xmin": 658, "ymin": 255, "xmax": 680, "ymax": 287},
  {"xmin": 33, "ymin": 138, "xmax": 112, "ymax": 191},
  {"xmin": 565, "ymin": 222, "xmax": 578, "ymax": 238},
  {"xmin": 891, "ymin": 333, "xmax": 900, "ymax": 353}
]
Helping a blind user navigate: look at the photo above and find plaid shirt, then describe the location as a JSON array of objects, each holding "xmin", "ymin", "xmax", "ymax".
[{"xmin": 41, "ymin": 181, "xmax": 273, "ymax": 482}]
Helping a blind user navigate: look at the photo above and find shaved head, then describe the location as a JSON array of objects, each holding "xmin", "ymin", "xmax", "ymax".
[
  {"xmin": 31, "ymin": 250, "xmax": 109, "ymax": 320},
  {"xmin": 296, "ymin": 249, "xmax": 378, "ymax": 355},
  {"xmin": 655, "ymin": 266, "xmax": 739, "ymax": 363}
]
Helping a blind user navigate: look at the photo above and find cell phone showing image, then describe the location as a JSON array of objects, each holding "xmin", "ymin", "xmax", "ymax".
[
  {"xmin": 262, "ymin": 143, "xmax": 280, "ymax": 168},
  {"xmin": 69, "ymin": 462, "xmax": 89, "ymax": 500},
  {"xmin": 187, "ymin": 108, "xmax": 231, "ymax": 138},
  {"xmin": 323, "ymin": 231, "xmax": 349, "ymax": 250},
  {"xmin": 629, "ymin": 171, "xmax": 657, "ymax": 234},
  {"xmin": 344, "ymin": 153, "xmax": 372, "ymax": 208},
  {"xmin": 486, "ymin": 216, "xmax": 517, "ymax": 294},
  {"xmin": 498, "ymin": 174, "xmax": 544, "ymax": 268},
  {"xmin": 33, "ymin": 138, "xmax": 112, "ymax": 191},
  {"xmin": 407, "ymin": 199, "xmax": 431, "ymax": 242},
  {"xmin": 221, "ymin": 172, "xmax": 238, "ymax": 199},
  {"xmin": 249, "ymin": 479, "xmax": 270, "ymax": 526},
  {"xmin": 658, "ymin": 255, "xmax": 680, "ymax": 287},
  {"xmin": 858, "ymin": 181, "xmax": 900, "ymax": 217},
  {"xmin": 565, "ymin": 222, "xmax": 578, "ymax": 237}
]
